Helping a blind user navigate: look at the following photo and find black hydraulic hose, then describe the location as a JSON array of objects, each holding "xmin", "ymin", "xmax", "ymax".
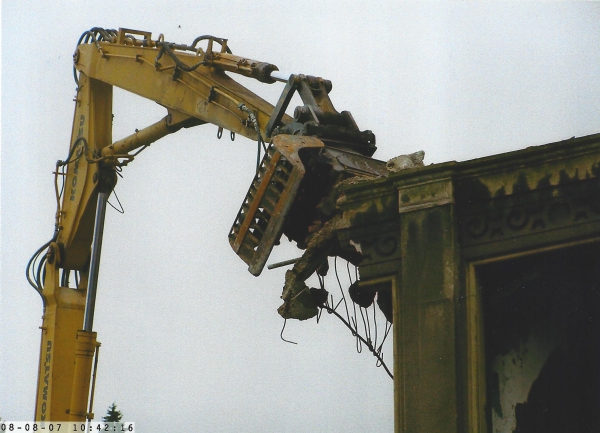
[
  {"xmin": 88, "ymin": 27, "xmax": 117, "ymax": 42},
  {"xmin": 27, "ymin": 136, "xmax": 90, "ymax": 302},
  {"xmin": 77, "ymin": 31, "xmax": 97, "ymax": 47},
  {"xmin": 74, "ymin": 31, "xmax": 100, "ymax": 85},
  {"xmin": 57, "ymin": 136, "xmax": 85, "ymax": 167},
  {"xmin": 26, "ymin": 240, "xmax": 50, "ymax": 289},
  {"xmin": 155, "ymin": 42, "xmax": 208, "ymax": 72},
  {"xmin": 74, "ymin": 28, "xmax": 118, "ymax": 84},
  {"xmin": 74, "ymin": 28, "xmax": 230, "ymax": 83},
  {"xmin": 26, "ymin": 236, "xmax": 56, "ymax": 306}
]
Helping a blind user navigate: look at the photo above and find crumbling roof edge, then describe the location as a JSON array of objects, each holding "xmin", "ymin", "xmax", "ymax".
[{"xmin": 340, "ymin": 132, "xmax": 600, "ymax": 196}]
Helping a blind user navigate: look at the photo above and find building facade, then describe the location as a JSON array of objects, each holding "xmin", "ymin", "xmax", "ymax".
[{"xmin": 337, "ymin": 134, "xmax": 600, "ymax": 432}]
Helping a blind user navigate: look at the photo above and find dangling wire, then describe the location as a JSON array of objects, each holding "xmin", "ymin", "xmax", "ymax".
[
  {"xmin": 320, "ymin": 303, "xmax": 393, "ymax": 379},
  {"xmin": 316, "ymin": 305, "xmax": 324, "ymax": 323},
  {"xmin": 376, "ymin": 323, "xmax": 393, "ymax": 369},
  {"xmin": 334, "ymin": 257, "xmax": 351, "ymax": 324},
  {"xmin": 316, "ymin": 274, "xmax": 326, "ymax": 323},
  {"xmin": 373, "ymin": 295, "xmax": 378, "ymax": 350},
  {"xmin": 346, "ymin": 260, "xmax": 353, "ymax": 283},
  {"xmin": 348, "ymin": 261, "xmax": 371, "ymax": 347},
  {"xmin": 107, "ymin": 189, "xmax": 125, "ymax": 214},
  {"xmin": 315, "ymin": 257, "xmax": 394, "ymax": 379},
  {"xmin": 360, "ymin": 305, "xmax": 371, "ymax": 344},
  {"xmin": 318, "ymin": 273, "xmax": 325, "ymax": 290},
  {"xmin": 378, "ymin": 321, "xmax": 392, "ymax": 355},
  {"xmin": 280, "ymin": 319, "xmax": 298, "ymax": 345}
]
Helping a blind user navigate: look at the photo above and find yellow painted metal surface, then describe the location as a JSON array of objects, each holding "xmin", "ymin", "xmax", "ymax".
[
  {"xmin": 35, "ymin": 74, "xmax": 112, "ymax": 420},
  {"xmin": 58, "ymin": 75, "xmax": 113, "ymax": 270},
  {"xmin": 74, "ymin": 39, "xmax": 291, "ymax": 141},
  {"xmin": 34, "ymin": 247, "xmax": 86, "ymax": 420},
  {"xmin": 68, "ymin": 331, "xmax": 98, "ymax": 421},
  {"xmin": 33, "ymin": 26, "xmax": 295, "ymax": 421}
]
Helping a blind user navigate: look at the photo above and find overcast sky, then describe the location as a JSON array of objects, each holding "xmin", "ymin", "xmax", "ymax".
[{"xmin": 2, "ymin": 2, "xmax": 599, "ymax": 431}]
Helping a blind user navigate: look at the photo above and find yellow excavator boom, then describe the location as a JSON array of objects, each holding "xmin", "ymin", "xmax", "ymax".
[{"xmin": 30, "ymin": 27, "xmax": 383, "ymax": 420}]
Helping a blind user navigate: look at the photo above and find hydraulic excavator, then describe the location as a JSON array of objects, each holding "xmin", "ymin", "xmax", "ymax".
[{"xmin": 27, "ymin": 27, "xmax": 387, "ymax": 421}]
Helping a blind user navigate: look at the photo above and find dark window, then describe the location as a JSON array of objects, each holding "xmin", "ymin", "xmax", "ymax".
[{"xmin": 478, "ymin": 242, "xmax": 600, "ymax": 433}]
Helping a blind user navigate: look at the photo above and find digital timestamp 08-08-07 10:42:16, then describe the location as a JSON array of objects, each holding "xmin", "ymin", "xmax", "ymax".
[{"xmin": 0, "ymin": 423, "xmax": 134, "ymax": 433}]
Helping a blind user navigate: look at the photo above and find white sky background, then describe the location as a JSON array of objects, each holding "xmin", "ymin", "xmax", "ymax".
[{"xmin": 1, "ymin": 1, "xmax": 599, "ymax": 431}]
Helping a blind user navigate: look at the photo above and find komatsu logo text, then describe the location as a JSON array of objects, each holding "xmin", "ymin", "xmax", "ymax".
[{"xmin": 40, "ymin": 340, "xmax": 52, "ymax": 420}]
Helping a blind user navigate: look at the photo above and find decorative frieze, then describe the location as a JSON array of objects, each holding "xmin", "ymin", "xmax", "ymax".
[{"xmin": 459, "ymin": 178, "xmax": 600, "ymax": 248}]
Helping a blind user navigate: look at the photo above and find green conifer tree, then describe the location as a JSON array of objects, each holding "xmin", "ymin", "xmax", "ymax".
[{"xmin": 102, "ymin": 403, "xmax": 123, "ymax": 422}]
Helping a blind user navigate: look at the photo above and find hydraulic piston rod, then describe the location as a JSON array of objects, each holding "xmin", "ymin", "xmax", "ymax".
[
  {"xmin": 69, "ymin": 191, "xmax": 108, "ymax": 421},
  {"xmin": 101, "ymin": 112, "xmax": 204, "ymax": 164},
  {"xmin": 83, "ymin": 192, "xmax": 109, "ymax": 332},
  {"xmin": 101, "ymin": 116, "xmax": 173, "ymax": 160}
]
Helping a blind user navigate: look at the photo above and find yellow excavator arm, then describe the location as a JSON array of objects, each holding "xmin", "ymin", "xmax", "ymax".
[{"xmin": 29, "ymin": 27, "xmax": 383, "ymax": 421}]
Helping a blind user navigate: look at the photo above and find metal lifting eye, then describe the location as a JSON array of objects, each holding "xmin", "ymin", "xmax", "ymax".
[
  {"xmin": 217, "ymin": 127, "xmax": 223, "ymax": 139},
  {"xmin": 230, "ymin": 131, "xmax": 235, "ymax": 141}
]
